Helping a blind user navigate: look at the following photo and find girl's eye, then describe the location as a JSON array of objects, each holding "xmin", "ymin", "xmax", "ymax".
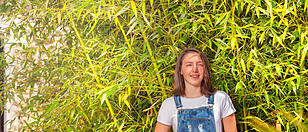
[{"xmin": 198, "ymin": 64, "xmax": 204, "ymax": 66}]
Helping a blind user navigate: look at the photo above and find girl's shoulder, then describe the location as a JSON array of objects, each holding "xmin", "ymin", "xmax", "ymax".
[
  {"xmin": 214, "ymin": 90, "xmax": 231, "ymax": 100},
  {"xmin": 161, "ymin": 96, "xmax": 176, "ymax": 105},
  {"xmin": 215, "ymin": 90, "xmax": 228, "ymax": 95},
  {"xmin": 160, "ymin": 97, "xmax": 177, "ymax": 111}
]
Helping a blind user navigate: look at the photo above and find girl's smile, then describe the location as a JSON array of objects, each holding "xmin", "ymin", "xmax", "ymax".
[{"xmin": 180, "ymin": 52, "xmax": 205, "ymax": 88}]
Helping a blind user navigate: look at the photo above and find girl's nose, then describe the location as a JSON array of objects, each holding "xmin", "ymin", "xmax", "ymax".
[{"xmin": 192, "ymin": 64, "xmax": 198, "ymax": 72}]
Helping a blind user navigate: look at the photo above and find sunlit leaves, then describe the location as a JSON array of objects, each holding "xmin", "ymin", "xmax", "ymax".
[{"xmin": 0, "ymin": 0, "xmax": 307, "ymax": 131}]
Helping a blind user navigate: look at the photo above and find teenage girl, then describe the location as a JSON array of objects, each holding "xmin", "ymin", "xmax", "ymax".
[{"xmin": 155, "ymin": 48, "xmax": 237, "ymax": 132}]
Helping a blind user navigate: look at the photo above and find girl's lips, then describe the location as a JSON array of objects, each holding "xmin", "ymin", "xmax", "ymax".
[{"xmin": 190, "ymin": 75, "xmax": 200, "ymax": 79}]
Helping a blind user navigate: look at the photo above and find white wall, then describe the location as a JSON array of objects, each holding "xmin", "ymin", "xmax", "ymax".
[
  {"xmin": 1, "ymin": 14, "xmax": 63, "ymax": 131},
  {"xmin": 1, "ymin": 16, "xmax": 25, "ymax": 132}
]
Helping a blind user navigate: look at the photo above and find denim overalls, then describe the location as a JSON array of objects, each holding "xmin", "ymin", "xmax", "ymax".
[{"xmin": 174, "ymin": 95, "xmax": 216, "ymax": 132}]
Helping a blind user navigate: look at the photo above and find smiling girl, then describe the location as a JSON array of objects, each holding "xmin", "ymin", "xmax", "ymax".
[{"xmin": 155, "ymin": 48, "xmax": 237, "ymax": 132}]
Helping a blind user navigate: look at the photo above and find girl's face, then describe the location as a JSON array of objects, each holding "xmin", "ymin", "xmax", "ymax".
[{"xmin": 180, "ymin": 52, "xmax": 205, "ymax": 88}]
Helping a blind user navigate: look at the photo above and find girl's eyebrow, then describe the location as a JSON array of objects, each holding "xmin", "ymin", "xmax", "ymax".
[{"xmin": 183, "ymin": 61, "xmax": 203, "ymax": 63}]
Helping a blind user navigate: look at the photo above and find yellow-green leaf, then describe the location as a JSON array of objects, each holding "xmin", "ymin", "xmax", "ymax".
[
  {"xmin": 124, "ymin": 99, "xmax": 131, "ymax": 109},
  {"xmin": 105, "ymin": 98, "xmax": 114, "ymax": 117},
  {"xmin": 57, "ymin": 12, "xmax": 61, "ymax": 24},
  {"xmin": 305, "ymin": 0, "xmax": 308, "ymax": 12},
  {"xmin": 235, "ymin": 82, "xmax": 242, "ymax": 93},
  {"xmin": 236, "ymin": 35, "xmax": 249, "ymax": 38},
  {"xmin": 246, "ymin": 3, "xmax": 251, "ymax": 16},
  {"xmin": 142, "ymin": 12, "xmax": 152, "ymax": 28},
  {"xmin": 142, "ymin": 1, "xmax": 146, "ymax": 15},
  {"xmin": 259, "ymin": 31, "xmax": 265, "ymax": 44},
  {"xmin": 282, "ymin": 27, "xmax": 288, "ymax": 41},
  {"xmin": 300, "ymin": 44, "xmax": 308, "ymax": 67},
  {"xmin": 283, "ymin": 76, "xmax": 299, "ymax": 82},
  {"xmin": 150, "ymin": 0, "xmax": 154, "ymax": 7},
  {"xmin": 231, "ymin": 36, "xmax": 237, "ymax": 50},
  {"xmin": 240, "ymin": 59, "xmax": 246, "ymax": 73},
  {"xmin": 293, "ymin": 2, "xmax": 297, "ymax": 16},
  {"xmin": 128, "ymin": 85, "xmax": 131, "ymax": 95},
  {"xmin": 131, "ymin": 1, "xmax": 138, "ymax": 17},
  {"xmin": 270, "ymin": 16, "xmax": 276, "ymax": 27},
  {"xmin": 204, "ymin": 13, "xmax": 213, "ymax": 27}
]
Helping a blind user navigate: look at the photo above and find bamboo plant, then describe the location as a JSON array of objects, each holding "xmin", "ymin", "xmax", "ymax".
[{"xmin": 0, "ymin": 0, "xmax": 307, "ymax": 131}]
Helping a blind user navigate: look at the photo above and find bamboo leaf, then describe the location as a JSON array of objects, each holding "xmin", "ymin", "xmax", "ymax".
[
  {"xmin": 77, "ymin": 106, "xmax": 91, "ymax": 124},
  {"xmin": 188, "ymin": 0, "xmax": 192, "ymax": 6},
  {"xmin": 203, "ymin": 13, "xmax": 213, "ymax": 27},
  {"xmin": 105, "ymin": 98, "xmax": 114, "ymax": 117},
  {"xmin": 282, "ymin": 27, "xmax": 288, "ymax": 41},
  {"xmin": 142, "ymin": 1, "xmax": 146, "ymax": 15},
  {"xmin": 174, "ymin": 20, "xmax": 189, "ymax": 27},
  {"xmin": 131, "ymin": 1, "xmax": 138, "ymax": 17},
  {"xmin": 236, "ymin": 35, "xmax": 249, "ymax": 38},
  {"xmin": 292, "ymin": 2, "xmax": 297, "ymax": 16},
  {"xmin": 115, "ymin": 7, "xmax": 128, "ymax": 17},
  {"xmin": 57, "ymin": 12, "xmax": 61, "ymax": 24},
  {"xmin": 300, "ymin": 44, "xmax": 308, "ymax": 67},
  {"xmin": 259, "ymin": 31, "xmax": 265, "ymax": 44},
  {"xmin": 245, "ymin": 3, "xmax": 251, "ymax": 16},
  {"xmin": 231, "ymin": 36, "xmax": 237, "ymax": 50},
  {"xmin": 2, "ymin": 0, "xmax": 307, "ymax": 131},
  {"xmin": 192, "ymin": 22, "xmax": 197, "ymax": 34},
  {"xmin": 41, "ymin": 100, "xmax": 59, "ymax": 117},
  {"xmin": 265, "ymin": 91, "xmax": 270, "ymax": 108},
  {"xmin": 101, "ymin": 93, "xmax": 107, "ymax": 106},
  {"xmin": 305, "ymin": 0, "xmax": 308, "ymax": 12},
  {"xmin": 213, "ymin": 0, "xmax": 217, "ymax": 12},
  {"xmin": 126, "ymin": 21, "xmax": 137, "ymax": 35},
  {"xmin": 124, "ymin": 97, "xmax": 131, "ymax": 109},
  {"xmin": 150, "ymin": 0, "xmax": 154, "ymax": 7},
  {"xmin": 240, "ymin": 59, "xmax": 246, "ymax": 73},
  {"xmin": 283, "ymin": 76, "xmax": 299, "ymax": 82},
  {"xmin": 142, "ymin": 12, "xmax": 152, "ymax": 28},
  {"xmin": 235, "ymin": 82, "xmax": 242, "ymax": 93}
]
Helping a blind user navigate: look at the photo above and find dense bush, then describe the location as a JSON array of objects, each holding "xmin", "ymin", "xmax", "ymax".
[{"xmin": 0, "ymin": 0, "xmax": 307, "ymax": 131}]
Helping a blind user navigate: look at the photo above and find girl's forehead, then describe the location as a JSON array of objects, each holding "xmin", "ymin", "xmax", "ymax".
[{"xmin": 182, "ymin": 52, "xmax": 202, "ymax": 61}]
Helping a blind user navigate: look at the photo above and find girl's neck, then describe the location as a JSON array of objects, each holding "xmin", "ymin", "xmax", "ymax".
[{"xmin": 184, "ymin": 85, "xmax": 203, "ymax": 98}]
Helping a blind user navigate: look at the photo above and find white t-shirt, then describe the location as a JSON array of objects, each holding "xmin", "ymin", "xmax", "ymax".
[{"xmin": 157, "ymin": 91, "xmax": 236, "ymax": 132}]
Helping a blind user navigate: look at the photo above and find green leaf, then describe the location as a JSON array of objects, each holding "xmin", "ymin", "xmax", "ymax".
[
  {"xmin": 240, "ymin": 59, "xmax": 246, "ymax": 73},
  {"xmin": 192, "ymin": 22, "xmax": 197, "ymax": 34},
  {"xmin": 235, "ymin": 82, "xmax": 242, "ymax": 93},
  {"xmin": 142, "ymin": 12, "xmax": 152, "ymax": 28},
  {"xmin": 231, "ymin": 36, "xmax": 237, "ymax": 50},
  {"xmin": 305, "ymin": 0, "xmax": 308, "ymax": 12},
  {"xmin": 300, "ymin": 44, "xmax": 308, "ymax": 67},
  {"xmin": 259, "ymin": 31, "xmax": 265, "ymax": 44},
  {"xmin": 131, "ymin": 1, "xmax": 138, "ymax": 17},
  {"xmin": 150, "ymin": 0, "xmax": 154, "ymax": 7},
  {"xmin": 41, "ymin": 100, "xmax": 59, "ymax": 117}
]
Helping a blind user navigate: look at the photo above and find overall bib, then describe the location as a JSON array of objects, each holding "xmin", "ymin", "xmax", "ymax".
[{"xmin": 174, "ymin": 95, "xmax": 216, "ymax": 132}]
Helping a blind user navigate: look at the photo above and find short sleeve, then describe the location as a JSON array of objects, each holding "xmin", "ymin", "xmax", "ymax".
[
  {"xmin": 157, "ymin": 98, "xmax": 173, "ymax": 126},
  {"xmin": 220, "ymin": 92, "xmax": 236, "ymax": 118}
]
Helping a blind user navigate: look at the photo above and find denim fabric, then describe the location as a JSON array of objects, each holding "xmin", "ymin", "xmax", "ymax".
[{"xmin": 174, "ymin": 95, "xmax": 216, "ymax": 132}]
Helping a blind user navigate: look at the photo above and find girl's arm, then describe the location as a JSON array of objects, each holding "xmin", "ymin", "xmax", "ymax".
[
  {"xmin": 155, "ymin": 121, "xmax": 171, "ymax": 132},
  {"xmin": 222, "ymin": 113, "xmax": 237, "ymax": 132}
]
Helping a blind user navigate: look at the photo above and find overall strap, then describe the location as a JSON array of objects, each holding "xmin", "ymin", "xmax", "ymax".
[
  {"xmin": 208, "ymin": 94, "xmax": 214, "ymax": 104},
  {"xmin": 173, "ymin": 96, "xmax": 182, "ymax": 108}
]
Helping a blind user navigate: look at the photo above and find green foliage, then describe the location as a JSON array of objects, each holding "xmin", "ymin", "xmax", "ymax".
[{"xmin": 0, "ymin": 0, "xmax": 307, "ymax": 131}]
